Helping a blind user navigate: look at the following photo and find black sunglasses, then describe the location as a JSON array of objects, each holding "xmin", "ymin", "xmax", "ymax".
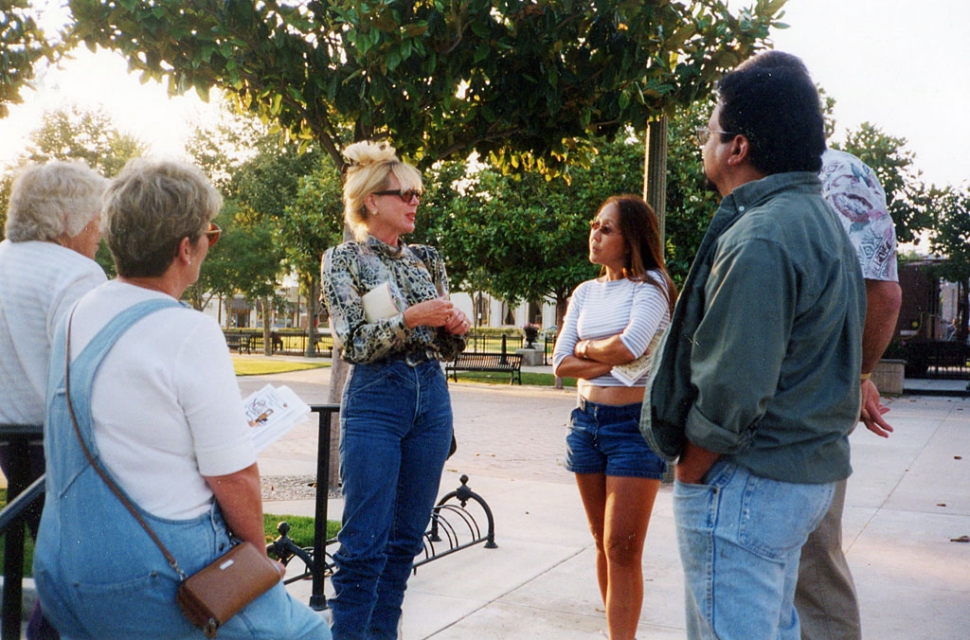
[{"xmin": 373, "ymin": 189, "xmax": 422, "ymax": 203}]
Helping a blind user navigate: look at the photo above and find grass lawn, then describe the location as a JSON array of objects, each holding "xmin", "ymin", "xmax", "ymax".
[
  {"xmin": 232, "ymin": 357, "xmax": 330, "ymax": 376},
  {"xmin": 264, "ymin": 513, "xmax": 341, "ymax": 550}
]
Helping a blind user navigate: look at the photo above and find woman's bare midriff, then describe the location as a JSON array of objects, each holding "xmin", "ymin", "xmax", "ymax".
[{"xmin": 578, "ymin": 381, "xmax": 645, "ymax": 407}]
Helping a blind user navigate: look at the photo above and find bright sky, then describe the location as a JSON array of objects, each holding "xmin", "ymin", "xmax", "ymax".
[
  {"xmin": 1, "ymin": 0, "xmax": 967, "ymax": 188},
  {"xmin": 768, "ymin": 0, "xmax": 970, "ymax": 187}
]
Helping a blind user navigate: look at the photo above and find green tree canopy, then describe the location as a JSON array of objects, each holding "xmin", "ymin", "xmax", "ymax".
[
  {"xmin": 68, "ymin": 0, "xmax": 786, "ymax": 173},
  {"xmin": 0, "ymin": 104, "xmax": 145, "ymax": 252},
  {"xmin": 22, "ymin": 104, "xmax": 147, "ymax": 177},
  {"xmin": 420, "ymin": 134, "xmax": 652, "ymax": 326}
]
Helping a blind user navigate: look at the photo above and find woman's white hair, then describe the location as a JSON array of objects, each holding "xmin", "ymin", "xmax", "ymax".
[
  {"xmin": 5, "ymin": 161, "xmax": 108, "ymax": 242},
  {"xmin": 342, "ymin": 140, "xmax": 422, "ymax": 241}
]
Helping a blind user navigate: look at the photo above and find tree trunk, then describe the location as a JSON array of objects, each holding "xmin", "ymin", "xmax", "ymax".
[
  {"xmin": 325, "ymin": 226, "xmax": 356, "ymax": 489},
  {"xmin": 305, "ymin": 276, "xmax": 320, "ymax": 357},
  {"xmin": 261, "ymin": 296, "xmax": 273, "ymax": 356},
  {"xmin": 327, "ymin": 351, "xmax": 348, "ymax": 489}
]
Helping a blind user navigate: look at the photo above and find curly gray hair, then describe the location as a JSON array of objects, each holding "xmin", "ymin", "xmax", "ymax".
[
  {"xmin": 5, "ymin": 161, "xmax": 107, "ymax": 242},
  {"xmin": 102, "ymin": 158, "xmax": 222, "ymax": 278}
]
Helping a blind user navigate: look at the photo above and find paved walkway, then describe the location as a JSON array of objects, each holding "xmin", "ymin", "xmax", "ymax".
[{"xmin": 249, "ymin": 364, "xmax": 970, "ymax": 640}]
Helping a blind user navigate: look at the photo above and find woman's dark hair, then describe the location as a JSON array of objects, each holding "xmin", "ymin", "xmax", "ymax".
[
  {"xmin": 598, "ymin": 195, "xmax": 678, "ymax": 315},
  {"xmin": 716, "ymin": 51, "xmax": 825, "ymax": 175}
]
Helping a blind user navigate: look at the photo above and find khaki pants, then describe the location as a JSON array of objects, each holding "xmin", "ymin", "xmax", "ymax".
[{"xmin": 794, "ymin": 479, "xmax": 862, "ymax": 640}]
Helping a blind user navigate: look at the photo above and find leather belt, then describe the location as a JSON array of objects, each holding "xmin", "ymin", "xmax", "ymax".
[{"xmin": 386, "ymin": 349, "xmax": 438, "ymax": 367}]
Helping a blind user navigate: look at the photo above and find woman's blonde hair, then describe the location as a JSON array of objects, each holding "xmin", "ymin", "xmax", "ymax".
[
  {"xmin": 5, "ymin": 161, "xmax": 107, "ymax": 242},
  {"xmin": 342, "ymin": 140, "xmax": 422, "ymax": 241}
]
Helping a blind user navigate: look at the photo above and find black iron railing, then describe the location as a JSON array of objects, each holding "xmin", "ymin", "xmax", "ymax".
[{"xmin": 266, "ymin": 405, "xmax": 497, "ymax": 610}]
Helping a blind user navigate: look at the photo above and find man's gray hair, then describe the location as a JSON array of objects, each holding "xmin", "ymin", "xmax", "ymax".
[{"xmin": 5, "ymin": 161, "xmax": 107, "ymax": 242}]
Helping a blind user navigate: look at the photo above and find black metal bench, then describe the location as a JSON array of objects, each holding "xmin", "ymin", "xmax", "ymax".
[
  {"xmin": 225, "ymin": 333, "xmax": 252, "ymax": 354},
  {"xmin": 446, "ymin": 353, "xmax": 522, "ymax": 385}
]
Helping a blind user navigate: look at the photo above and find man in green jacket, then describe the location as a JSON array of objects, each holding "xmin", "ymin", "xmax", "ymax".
[{"xmin": 642, "ymin": 51, "xmax": 866, "ymax": 640}]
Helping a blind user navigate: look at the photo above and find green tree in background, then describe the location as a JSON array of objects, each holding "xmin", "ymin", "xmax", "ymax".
[
  {"xmin": 421, "ymin": 136, "xmax": 649, "ymax": 327},
  {"xmin": 285, "ymin": 164, "xmax": 345, "ymax": 355},
  {"xmin": 0, "ymin": 0, "xmax": 60, "ymax": 117},
  {"xmin": 22, "ymin": 104, "xmax": 147, "ymax": 177}
]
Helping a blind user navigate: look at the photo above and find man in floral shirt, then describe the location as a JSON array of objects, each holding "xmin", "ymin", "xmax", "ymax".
[{"xmin": 795, "ymin": 148, "xmax": 902, "ymax": 640}]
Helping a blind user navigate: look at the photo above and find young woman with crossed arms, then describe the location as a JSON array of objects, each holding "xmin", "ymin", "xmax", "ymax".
[{"xmin": 553, "ymin": 194, "xmax": 676, "ymax": 640}]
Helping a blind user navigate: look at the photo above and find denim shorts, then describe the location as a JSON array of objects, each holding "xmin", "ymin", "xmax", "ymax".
[{"xmin": 564, "ymin": 397, "xmax": 667, "ymax": 479}]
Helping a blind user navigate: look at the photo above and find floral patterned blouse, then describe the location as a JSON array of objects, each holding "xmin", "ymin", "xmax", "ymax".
[{"xmin": 321, "ymin": 235, "xmax": 466, "ymax": 364}]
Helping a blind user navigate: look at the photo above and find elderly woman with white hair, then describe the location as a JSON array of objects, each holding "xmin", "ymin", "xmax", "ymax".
[
  {"xmin": 0, "ymin": 160, "xmax": 107, "ymax": 639},
  {"xmin": 321, "ymin": 140, "xmax": 469, "ymax": 639},
  {"xmin": 33, "ymin": 158, "xmax": 330, "ymax": 640}
]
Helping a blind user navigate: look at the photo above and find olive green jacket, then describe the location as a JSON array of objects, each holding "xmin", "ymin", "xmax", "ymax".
[{"xmin": 642, "ymin": 172, "xmax": 865, "ymax": 484}]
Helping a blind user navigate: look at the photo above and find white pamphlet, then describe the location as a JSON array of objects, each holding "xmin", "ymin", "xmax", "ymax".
[
  {"xmin": 361, "ymin": 282, "xmax": 403, "ymax": 322},
  {"xmin": 610, "ymin": 331, "xmax": 663, "ymax": 386},
  {"xmin": 243, "ymin": 384, "xmax": 312, "ymax": 453},
  {"xmin": 611, "ymin": 353, "xmax": 653, "ymax": 387}
]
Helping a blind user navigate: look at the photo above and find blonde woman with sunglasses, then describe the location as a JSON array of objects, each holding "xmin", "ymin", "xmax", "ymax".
[{"xmin": 321, "ymin": 141, "xmax": 469, "ymax": 640}]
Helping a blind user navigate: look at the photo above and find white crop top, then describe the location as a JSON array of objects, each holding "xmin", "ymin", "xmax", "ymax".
[{"xmin": 552, "ymin": 273, "xmax": 670, "ymax": 387}]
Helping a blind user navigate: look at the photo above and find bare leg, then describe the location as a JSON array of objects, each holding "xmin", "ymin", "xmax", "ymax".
[{"xmin": 576, "ymin": 473, "xmax": 661, "ymax": 640}]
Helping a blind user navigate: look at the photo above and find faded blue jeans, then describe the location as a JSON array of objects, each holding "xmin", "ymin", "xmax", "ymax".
[
  {"xmin": 35, "ymin": 299, "xmax": 330, "ymax": 640},
  {"xmin": 674, "ymin": 459, "xmax": 835, "ymax": 640},
  {"xmin": 329, "ymin": 356, "xmax": 453, "ymax": 640}
]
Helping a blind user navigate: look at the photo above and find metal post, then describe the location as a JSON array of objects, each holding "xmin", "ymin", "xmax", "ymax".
[{"xmin": 309, "ymin": 405, "xmax": 340, "ymax": 610}]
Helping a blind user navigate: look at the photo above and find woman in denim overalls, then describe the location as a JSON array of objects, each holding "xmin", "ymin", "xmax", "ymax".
[{"xmin": 34, "ymin": 159, "xmax": 329, "ymax": 640}]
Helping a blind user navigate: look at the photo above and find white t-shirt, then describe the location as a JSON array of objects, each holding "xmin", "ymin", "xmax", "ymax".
[
  {"xmin": 69, "ymin": 281, "xmax": 256, "ymax": 519},
  {"xmin": 0, "ymin": 239, "xmax": 106, "ymax": 424},
  {"xmin": 553, "ymin": 273, "xmax": 671, "ymax": 387}
]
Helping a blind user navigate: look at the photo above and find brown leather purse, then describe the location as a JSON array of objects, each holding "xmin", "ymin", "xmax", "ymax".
[
  {"xmin": 64, "ymin": 309, "xmax": 281, "ymax": 638},
  {"xmin": 175, "ymin": 541, "xmax": 282, "ymax": 638}
]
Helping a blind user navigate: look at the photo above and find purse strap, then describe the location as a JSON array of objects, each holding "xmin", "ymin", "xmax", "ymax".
[{"xmin": 64, "ymin": 306, "xmax": 188, "ymax": 581}]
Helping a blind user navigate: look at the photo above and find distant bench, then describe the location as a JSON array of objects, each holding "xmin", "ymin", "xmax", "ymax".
[
  {"xmin": 446, "ymin": 353, "xmax": 522, "ymax": 385},
  {"xmin": 225, "ymin": 333, "xmax": 252, "ymax": 354}
]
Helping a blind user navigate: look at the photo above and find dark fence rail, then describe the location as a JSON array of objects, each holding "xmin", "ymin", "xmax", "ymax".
[
  {"xmin": 0, "ymin": 425, "xmax": 44, "ymax": 640},
  {"xmin": 462, "ymin": 333, "xmax": 554, "ymax": 365},
  {"xmin": 224, "ymin": 329, "xmax": 335, "ymax": 358},
  {"xmin": 226, "ymin": 329, "xmax": 556, "ymax": 365},
  {"xmin": 898, "ymin": 341, "xmax": 970, "ymax": 379}
]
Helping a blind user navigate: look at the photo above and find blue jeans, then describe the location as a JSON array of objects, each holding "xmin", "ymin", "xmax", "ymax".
[
  {"xmin": 674, "ymin": 460, "xmax": 835, "ymax": 640},
  {"xmin": 330, "ymin": 358, "xmax": 453, "ymax": 640}
]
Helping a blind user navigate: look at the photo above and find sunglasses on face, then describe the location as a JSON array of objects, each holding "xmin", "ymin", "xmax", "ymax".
[
  {"xmin": 373, "ymin": 189, "xmax": 423, "ymax": 203},
  {"xmin": 589, "ymin": 219, "xmax": 618, "ymax": 235}
]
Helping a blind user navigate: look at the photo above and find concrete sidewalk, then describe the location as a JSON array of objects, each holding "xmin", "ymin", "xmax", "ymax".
[{"xmin": 249, "ymin": 365, "xmax": 970, "ymax": 640}]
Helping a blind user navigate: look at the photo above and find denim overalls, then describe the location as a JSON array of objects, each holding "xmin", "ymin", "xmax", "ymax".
[{"xmin": 34, "ymin": 299, "xmax": 329, "ymax": 640}]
